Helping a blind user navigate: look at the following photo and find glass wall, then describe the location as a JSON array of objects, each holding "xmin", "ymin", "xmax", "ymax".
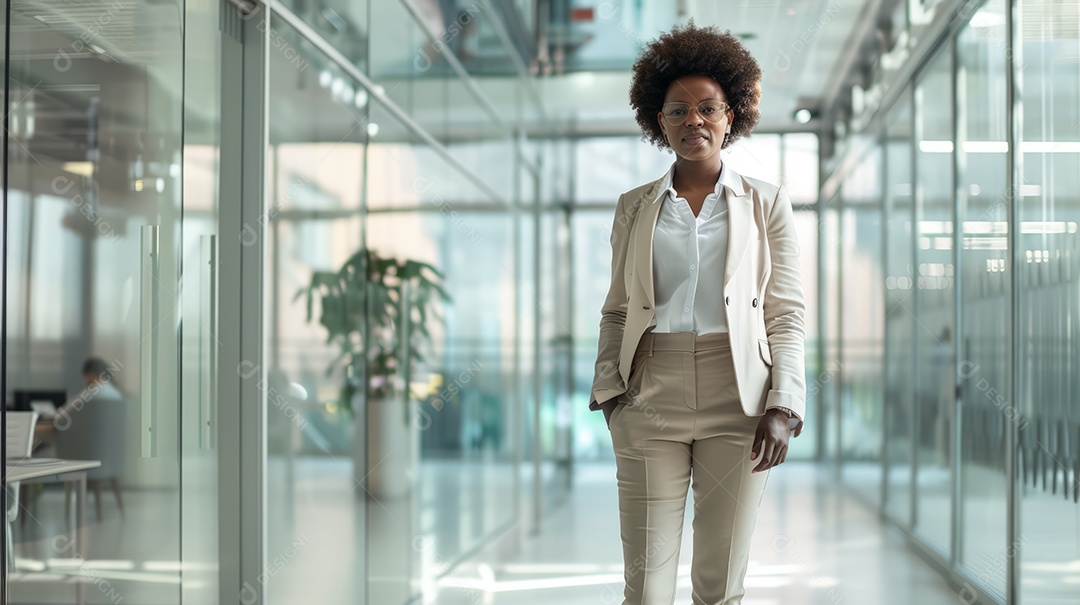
[
  {"xmin": 957, "ymin": 2, "xmax": 1010, "ymax": 595},
  {"xmin": 822, "ymin": 193, "xmax": 841, "ymax": 462},
  {"xmin": 913, "ymin": 45, "xmax": 954, "ymax": 555},
  {"xmin": 262, "ymin": 15, "xmax": 368, "ymax": 605},
  {"xmin": 1016, "ymin": 0, "xmax": 1080, "ymax": 602},
  {"xmin": 256, "ymin": 3, "xmax": 550, "ymax": 604},
  {"xmin": 3, "ymin": 0, "xmax": 221, "ymax": 602},
  {"xmin": 826, "ymin": 0, "xmax": 1080, "ymax": 601},
  {"xmin": 838, "ymin": 141, "xmax": 885, "ymax": 504},
  {"xmin": 883, "ymin": 94, "xmax": 915, "ymax": 527}
]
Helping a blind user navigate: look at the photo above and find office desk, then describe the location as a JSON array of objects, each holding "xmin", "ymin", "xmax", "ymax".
[{"xmin": 5, "ymin": 458, "xmax": 101, "ymax": 605}]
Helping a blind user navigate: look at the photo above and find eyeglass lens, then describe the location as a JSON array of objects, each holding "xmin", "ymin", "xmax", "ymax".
[{"xmin": 662, "ymin": 101, "xmax": 729, "ymax": 125}]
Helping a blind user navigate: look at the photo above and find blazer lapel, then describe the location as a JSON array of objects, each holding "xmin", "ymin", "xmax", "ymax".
[
  {"xmin": 633, "ymin": 180, "xmax": 664, "ymax": 308},
  {"xmin": 725, "ymin": 189, "xmax": 753, "ymax": 287}
]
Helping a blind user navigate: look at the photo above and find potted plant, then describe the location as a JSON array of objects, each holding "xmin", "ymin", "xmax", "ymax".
[{"xmin": 298, "ymin": 248, "xmax": 450, "ymax": 498}]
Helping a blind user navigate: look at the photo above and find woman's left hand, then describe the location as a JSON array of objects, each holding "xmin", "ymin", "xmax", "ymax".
[{"xmin": 750, "ymin": 409, "xmax": 792, "ymax": 473}]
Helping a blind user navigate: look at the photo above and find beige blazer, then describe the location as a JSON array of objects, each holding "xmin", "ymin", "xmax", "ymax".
[{"xmin": 589, "ymin": 165, "xmax": 807, "ymax": 421}]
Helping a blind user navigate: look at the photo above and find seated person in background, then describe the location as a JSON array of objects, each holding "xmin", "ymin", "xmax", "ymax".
[
  {"xmin": 55, "ymin": 357, "xmax": 127, "ymax": 520},
  {"xmin": 56, "ymin": 358, "xmax": 123, "ymax": 425}
]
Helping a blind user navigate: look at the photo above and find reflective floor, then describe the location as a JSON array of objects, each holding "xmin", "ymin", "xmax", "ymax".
[
  {"xmin": 433, "ymin": 461, "xmax": 960, "ymax": 605},
  {"xmin": 6, "ymin": 460, "xmax": 964, "ymax": 604}
]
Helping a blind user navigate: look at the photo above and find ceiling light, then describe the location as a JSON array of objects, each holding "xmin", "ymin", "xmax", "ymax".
[{"xmin": 793, "ymin": 108, "xmax": 817, "ymax": 124}]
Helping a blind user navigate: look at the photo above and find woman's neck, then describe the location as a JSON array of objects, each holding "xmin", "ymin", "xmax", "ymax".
[{"xmin": 673, "ymin": 157, "xmax": 723, "ymax": 191}]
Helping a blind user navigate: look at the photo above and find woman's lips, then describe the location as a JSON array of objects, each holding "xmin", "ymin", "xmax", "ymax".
[{"xmin": 683, "ymin": 133, "xmax": 708, "ymax": 146}]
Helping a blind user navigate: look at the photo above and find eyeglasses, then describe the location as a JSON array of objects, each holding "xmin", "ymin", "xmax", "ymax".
[{"xmin": 660, "ymin": 100, "xmax": 731, "ymax": 126}]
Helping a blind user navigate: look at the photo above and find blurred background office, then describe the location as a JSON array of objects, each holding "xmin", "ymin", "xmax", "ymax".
[{"xmin": 1, "ymin": 0, "xmax": 1078, "ymax": 604}]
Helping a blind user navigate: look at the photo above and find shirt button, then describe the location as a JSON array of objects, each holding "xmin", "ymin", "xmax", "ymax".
[
  {"xmin": 690, "ymin": 264, "xmax": 696, "ymax": 270},
  {"xmin": 684, "ymin": 307, "xmax": 690, "ymax": 312}
]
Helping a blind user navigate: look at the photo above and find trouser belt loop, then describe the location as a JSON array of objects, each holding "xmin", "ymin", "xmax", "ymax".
[{"xmin": 648, "ymin": 330, "xmax": 655, "ymax": 358}]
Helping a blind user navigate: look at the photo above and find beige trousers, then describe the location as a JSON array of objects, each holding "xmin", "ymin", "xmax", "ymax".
[{"xmin": 609, "ymin": 330, "xmax": 770, "ymax": 605}]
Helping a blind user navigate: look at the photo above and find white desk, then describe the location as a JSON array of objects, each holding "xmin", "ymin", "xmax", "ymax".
[
  {"xmin": 6, "ymin": 458, "xmax": 101, "ymax": 482},
  {"xmin": 5, "ymin": 458, "xmax": 101, "ymax": 605}
]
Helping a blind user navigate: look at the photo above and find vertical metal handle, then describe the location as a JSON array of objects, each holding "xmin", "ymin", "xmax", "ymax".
[
  {"xmin": 140, "ymin": 225, "xmax": 160, "ymax": 458},
  {"xmin": 200, "ymin": 235, "xmax": 218, "ymax": 449}
]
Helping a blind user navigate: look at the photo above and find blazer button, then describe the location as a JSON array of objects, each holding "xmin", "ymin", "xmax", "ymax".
[
  {"xmin": 725, "ymin": 296, "xmax": 730, "ymax": 306},
  {"xmin": 752, "ymin": 297, "xmax": 759, "ymax": 307},
  {"xmin": 643, "ymin": 305, "xmax": 650, "ymax": 310}
]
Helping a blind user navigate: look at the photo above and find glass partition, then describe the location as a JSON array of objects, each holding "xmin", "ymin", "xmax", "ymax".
[
  {"xmin": 883, "ymin": 94, "xmax": 915, "ymax": 527},
  {"xmin": 822, "ymin": 196, "xmax": 841, "ymax": 462},
  {"xmin": 3, "ymin": 0, "xmax": 219, "ymax": 601},
  {"xmin": 263, "ymin": 14, "xmax": 368, "ymax": 605},
  {"xmin": 913, "ymin": 45, "xmax": 954, "ymax": 555},
  {"xmin": 956, "ymin": 0, "xmax": 1010, "ymax": 595},
  {"xmin": 1016, "ymin": 0, "xmax": 1080, "ymax": 601},
  {"xmin": 839, "ymin": 144, "xmax": 885, "ymax": 503},
  {"xmin": 790, "ymin": 207, "xmax": 821, "ymax": 461},
  {"xmin": 823, "ymin": 0, "xmax": 1080, "ymax": 600}
]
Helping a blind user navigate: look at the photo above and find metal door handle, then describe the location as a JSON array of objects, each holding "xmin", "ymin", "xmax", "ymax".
[
  {"xmin": 140, "ymin": 225, "xmax": 160, "ymax": 458},
  {"xmin": 200, "ymin": 235, "xmax": 218, "ymax": 449}
]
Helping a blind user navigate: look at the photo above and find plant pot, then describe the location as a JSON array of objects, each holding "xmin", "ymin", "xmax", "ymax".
[{"xmin": 360, "ymin": 396, "xmax": 418, "ymax": 500}]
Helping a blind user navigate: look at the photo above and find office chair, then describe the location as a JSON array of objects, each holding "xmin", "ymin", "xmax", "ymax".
[
  {"xmin": 55, "ymin": 398, "xmax": 127, "ymax": 521},
  {"xmin": 6, "ymin": 411, "xmax": 39, "ymax": 572}
]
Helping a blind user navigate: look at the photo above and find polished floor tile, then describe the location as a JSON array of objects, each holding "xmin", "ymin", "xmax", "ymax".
[
  {"xmin": 431, "ymin": 461, "xmax": 961, "ymax": 605},
  {"xmin": 4, "ymin": 459, "xmax": 969, "ymax": 604}
]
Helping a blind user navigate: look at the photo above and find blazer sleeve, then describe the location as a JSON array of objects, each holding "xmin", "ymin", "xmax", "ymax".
[
  {"xmin": 589, "ymin": 192, "xmax": 633, "ymax": 410},
  {"xmin": 762, "ymin": 184, "xmax": 808, "ymax": 425}
]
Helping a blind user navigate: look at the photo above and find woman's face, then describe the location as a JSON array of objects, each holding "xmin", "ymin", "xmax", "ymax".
[{"xmin": 657, "ymin": 74, "xmax": 733, "ymax": 161}]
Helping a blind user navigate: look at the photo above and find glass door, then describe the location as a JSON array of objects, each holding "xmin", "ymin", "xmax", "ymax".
[{"xmin": 2, "ymin": 0, "xmax": 220, "ymax": 603}]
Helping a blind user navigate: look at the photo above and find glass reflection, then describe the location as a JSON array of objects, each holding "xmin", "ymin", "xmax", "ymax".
[
  {"xmin": 4, "ymin": 0, "xmax": 194, "ymax": 602},
  {"xmin": 957, "ymin": 1, "xmax": 1010, "ymax": 595},
  {"xmin": 264, "ymin": 17, "xmax": 367, "ymax": 605},
  {"xmin": 839, "ymin": 145, "xmax": 885, "ymax": 503},
  {"xmin": 913, "ymin": 46, "xmax": 954, "ymax": 555},
  {"xmin": 883, "ymin": 96, "xmax": 915, "ymax": 527},
  {"xmin": 1016, "ymin": 0, "xmax": 1080, "ymax": 601}
]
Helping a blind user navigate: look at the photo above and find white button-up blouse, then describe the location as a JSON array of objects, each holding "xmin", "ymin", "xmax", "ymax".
[{"xmin": 651, "ymin": 161, "xmax": 742, "ymax": 335}]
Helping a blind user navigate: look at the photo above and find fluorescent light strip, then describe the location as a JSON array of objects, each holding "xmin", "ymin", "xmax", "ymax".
[
  {"xmin": 1022, "ymin": 141, "xmax": 1080, "ymax": 153},
  {"xmin": 918, "ymin": 141, "xmax": 1080, "ymax": 154},
  {"xmin": 919, "ymin": 140, "xmax": 953, "ymax": 153},
  {"xmin": 963, "ymin": 141, "xmax": 1009, "ymax": 153}
]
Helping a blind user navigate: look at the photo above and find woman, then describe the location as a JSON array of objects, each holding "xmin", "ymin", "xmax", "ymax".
[{"xmin": 589, "ymin": 21, "xmax": 807, "ymax": 605}]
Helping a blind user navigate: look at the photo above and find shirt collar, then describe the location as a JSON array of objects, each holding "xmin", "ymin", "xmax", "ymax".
[{"xmin": 653, "ymin": 161, "xmax": 746, "ymax": 203}]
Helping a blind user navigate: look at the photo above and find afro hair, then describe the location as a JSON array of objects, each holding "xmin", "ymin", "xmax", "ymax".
[{"xmin": 629, "ymin": 20, "xmax": 763, "ymax": 150}]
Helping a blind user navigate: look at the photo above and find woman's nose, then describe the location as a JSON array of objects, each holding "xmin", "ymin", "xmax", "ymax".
[{"xmin": 685, "ymin": 107, "xmax": 705, "ymax": 126}]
